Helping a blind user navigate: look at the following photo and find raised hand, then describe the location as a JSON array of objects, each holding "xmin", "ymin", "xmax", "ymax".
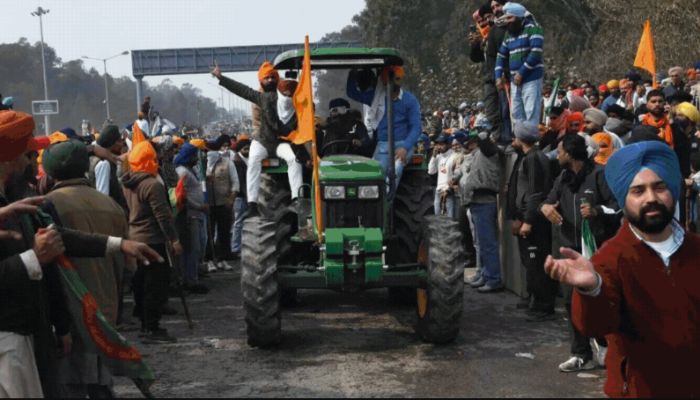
[{"xmin": 544, "ymin": 247, "xmax": 598, "ymax": 291}]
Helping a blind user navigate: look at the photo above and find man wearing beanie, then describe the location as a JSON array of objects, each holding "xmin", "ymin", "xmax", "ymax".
[
  {"xmin": 546, "ymin": 141, "xmax": 700, "ymax": 397},
  {"xmin": 211, "ymin": 61, "xmax": 303, "ymax": 219},
  {"xmin": 495, "ymin": 2, "xmax": 545, "ymax": 127},
  {"xmin": 89, "ymin": 125, "xmax": 127, "ymax": 210},
  {"xmin": 42, "ymin": 140, "xmax": 128, "ymax": 397},
  {"xmin": 506, "ymin": 121, "xmax": 558, "ymax": 321},
  {"xmin": 0, "ymin": 111, "xmax": 162, "ymax": 397}
]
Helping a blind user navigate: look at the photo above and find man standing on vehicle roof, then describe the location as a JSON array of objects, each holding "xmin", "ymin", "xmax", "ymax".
[
  {"xmin": 347, "ymin": 66, "xmax": 422, "ymax": 197},
  {"xmin": 211, "ymin": 61, "xmax": 303, "ymax": 219}
]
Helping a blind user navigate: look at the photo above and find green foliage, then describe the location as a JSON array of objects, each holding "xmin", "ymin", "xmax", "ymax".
[
  {"xmin": 324, "ymin": 0, "xmax": 700, "ymax": 111},
  {"xmin": 0, "ymin": 39, "xmax": 224, "ymax": 131}
]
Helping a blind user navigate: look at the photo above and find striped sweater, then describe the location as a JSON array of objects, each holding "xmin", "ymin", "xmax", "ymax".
[{"xmin": 494, "ymin": 20, "xmax": 544, "ymax": 83}]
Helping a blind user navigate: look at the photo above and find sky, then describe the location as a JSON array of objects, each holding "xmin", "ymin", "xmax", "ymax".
[{"xmin": 1, "ymin": 0, "xmax": 365, "ymax": 113}]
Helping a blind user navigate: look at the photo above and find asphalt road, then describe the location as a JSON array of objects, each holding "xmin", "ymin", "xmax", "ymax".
[{"xmin": 114, "ymin": 266, "xmax": 605, "ymax": 398}]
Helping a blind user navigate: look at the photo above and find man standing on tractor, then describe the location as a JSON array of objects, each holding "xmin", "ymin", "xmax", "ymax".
[
  {"xmin": 210, "ymin": 62, "xmax": 303, "ymax": 219},
  {"xmin": 346, "ymin": 66, "xmax": 422, "ymax": 197}
]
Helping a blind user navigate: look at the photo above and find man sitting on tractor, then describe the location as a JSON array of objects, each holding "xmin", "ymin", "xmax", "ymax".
[
  {"xmin": 319, "ymin": 98, "xmax": 371, "ymax": 157},
  {"xmin": 346, "ymin": 66, "xmax": 422, "ymax": 197},
  {"xmin": 211, "ymin": 62, "xmax": 303, "ymax": 219}
]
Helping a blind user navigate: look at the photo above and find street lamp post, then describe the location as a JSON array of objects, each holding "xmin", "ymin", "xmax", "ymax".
[
  {"xmin": 31, "ymin": 6, "xmax": 50, "ymax": 135},
  {"xmin": 82, "ymin": 51, "xmax": 129, "ymax": 122}
]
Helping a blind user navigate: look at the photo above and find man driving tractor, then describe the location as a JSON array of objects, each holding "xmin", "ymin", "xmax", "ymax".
[{"xmin": 346, "ymin": 66, "xmax": 422, "ymax": 197}]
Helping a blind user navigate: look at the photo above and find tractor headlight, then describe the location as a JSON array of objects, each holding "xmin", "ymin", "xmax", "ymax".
[
  {"xmin": 324, "ymin": 186, "xmax": 346, "ymax": 200},
  {"xmin": 358, "ymin": 185, "xmax": 380, "ymax": 199}
]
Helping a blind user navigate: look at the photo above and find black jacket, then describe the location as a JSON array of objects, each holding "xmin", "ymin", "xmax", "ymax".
[
  {"xmin": 218, "ymin": 75, "xmax": 282, "ymax": 154},
  {"xmin": 507, "ymin": 147, "xmax": 552, "ymax": 225},
  {"xmin": 470, "ymin": 25, "xmax": 507, "ymax": 83},
  {"xmin": 542, "ymin": 161, "xmax": 621, "ymax": 249}
]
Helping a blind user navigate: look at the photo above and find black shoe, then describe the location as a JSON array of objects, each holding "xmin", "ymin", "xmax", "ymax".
[
  {"xmin": 141, "ymin": 328, "xmax": 177, "ymax": 344},
  {"xmin": 184, "ymin": 283, "xmax": 209, "ymax": 294},
  {"xmin": 526, "ymin": 310, "xmax": 557, "ymax": 322},
  {"xmin": 516, "ymin": 296, "xmax": 532, "ymax": 310},
  {"xmin": 230, "ymin": 252, "xmax": 241, "ymax": 260},
  {"xmin": 161, "ymin": 304, "xmax": 178, "ymax": 316},
  {"xmin": 469, "ymin": 277, "xmax": 486, "ymax": 288},
  {"xmin": 477, "ymin": 283, "xmax": 504, "ymax": 293},
  {"xmin": 240, "ymin": 203, "xmax": 259, "ymax": 220}
]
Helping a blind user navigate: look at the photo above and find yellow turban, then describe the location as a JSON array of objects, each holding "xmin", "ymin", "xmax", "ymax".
[
  {"xmin": 190, "ymin": 138, "xmax": 207, "ymax": 150},
  {"xmin": 676, "ymin": 102, "xmax": 700, "ymax": 124},
  {"xmin": 607, "ymin": 80, "xmax": 620, "ymax": 89}
]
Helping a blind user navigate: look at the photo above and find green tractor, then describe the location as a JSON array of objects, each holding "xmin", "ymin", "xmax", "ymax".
[{"xmin": 241, "ymin": 48, "xmax": 464, "ymax": 348}]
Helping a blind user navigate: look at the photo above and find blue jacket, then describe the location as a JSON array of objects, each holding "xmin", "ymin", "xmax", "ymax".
[{"xmin": 346, "ymin": 78, "xmax": 422, "ymax": 151}]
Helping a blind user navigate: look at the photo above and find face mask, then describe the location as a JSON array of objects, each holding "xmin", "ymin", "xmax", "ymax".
[
  {"xmin": 677, "ymin": 119, "xmax": 691, "ymax": 130},
  {"xmin": 277, "ymin": 93, "xmax": 295, "ymax": 124}
]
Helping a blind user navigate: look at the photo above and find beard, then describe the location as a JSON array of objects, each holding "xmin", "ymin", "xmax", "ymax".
[
  {"xmin": 627, "ymin": 202, "xmax": 675, "ymax": 234},
  {"xmin": 261, "ymin": 81, "xmax": 277, "ymax": 92}
]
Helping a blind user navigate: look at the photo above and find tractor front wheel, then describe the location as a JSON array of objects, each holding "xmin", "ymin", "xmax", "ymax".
[
  {"xmin": 415, "ymin": 215, "xmax": 464, "ymax": 344},
  {"xmin": 241, "ymin": 217, "xmax": 281, "ymax": 348}
]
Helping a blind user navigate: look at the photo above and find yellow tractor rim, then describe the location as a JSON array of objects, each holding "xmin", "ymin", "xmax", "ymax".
[{"xmin": 417, "ymin": 288, "xmax": 428, "ymax": 318}]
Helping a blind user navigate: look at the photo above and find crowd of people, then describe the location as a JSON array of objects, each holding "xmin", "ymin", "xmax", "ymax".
[{"xmin": 1, "ymin": 0, "xmax": 699, "ymax": 397}]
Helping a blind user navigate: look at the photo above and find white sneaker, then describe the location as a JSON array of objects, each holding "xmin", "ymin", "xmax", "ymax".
[
  {"xmin": 591, "ymin": 340, "xmax": 608, "ymax": 368},
  {"xmin": 207, "ymin": 261, "xmax": 218, "ymax": 272},
  {"xmin": 558, "ymin": 356, "xmax": 596, "ymax": 373},
  {"xmin": 220, "ymin": 261, "xmax": 234, "ymax": 271}
]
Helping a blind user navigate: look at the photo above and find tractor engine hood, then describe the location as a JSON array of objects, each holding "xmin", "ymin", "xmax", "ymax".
[{"xmin": 319, "ymin": 155, "xmax": 384, "ymax": 182}]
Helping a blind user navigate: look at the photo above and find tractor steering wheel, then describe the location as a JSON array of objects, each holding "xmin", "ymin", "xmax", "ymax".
[{"xmin": 321, "ymin": 139, "xmax": 355, "ymax": 156}]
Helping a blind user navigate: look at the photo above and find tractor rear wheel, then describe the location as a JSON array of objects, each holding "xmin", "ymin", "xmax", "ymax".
[
  {"xmin": 391, "ymin": 169, "xmax": 435, "ymax": 264},
  {"xmin": 415, "ymin": 216, "xmax": 464, "ymax": 344},
  {"xmin": 241, "ymin": 217, "xmax": 281, "ymax": 348}
]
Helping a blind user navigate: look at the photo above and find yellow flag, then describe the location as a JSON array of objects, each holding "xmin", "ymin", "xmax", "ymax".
[{"xmin": 634, "ymin": 20, "xmax": 657, "ymax": 87}]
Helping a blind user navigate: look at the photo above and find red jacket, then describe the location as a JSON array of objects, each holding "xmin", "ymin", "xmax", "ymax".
[{"xmin": 573, "ymin": 222, "xmax": 700, "ymax": 398}]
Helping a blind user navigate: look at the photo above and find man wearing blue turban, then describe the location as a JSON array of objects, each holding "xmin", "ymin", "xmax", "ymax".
[{"xmin": 544, "ymin": 141, "xmax": 700, "ymax": 397}]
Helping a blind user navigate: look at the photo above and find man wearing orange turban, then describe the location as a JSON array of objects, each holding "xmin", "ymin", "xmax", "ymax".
[
  {"xmin": 211, "ymin": 61, "xmax": 302, "ymax": 219},
  {"xmin": 121, "ymin": 140, "xmax": 182, "ymax": 343}
]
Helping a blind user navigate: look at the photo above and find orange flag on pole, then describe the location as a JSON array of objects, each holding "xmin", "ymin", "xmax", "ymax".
[
  {"xmin": 634, "ymin": 20, "xmax": 657, "ymax": 88},
  {"xmin": 292, "ymin": 36, "xmax": 323, "ymax": 238},
  {"xmin": 132, "ymin": 121, "xmax": 147, "ymax": 146}
]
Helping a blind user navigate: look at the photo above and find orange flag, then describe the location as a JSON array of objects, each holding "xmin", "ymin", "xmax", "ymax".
[
  {"xmin": 132, "ymin": 121, "xmax": 147, "ymax": 146},
  {"xmin": 634, "ymin": 20, "xmax": 657, "ymax": 87},
  {"xmin": 292, "ymin": 36, "xmax": 323, "ymax": 238}
]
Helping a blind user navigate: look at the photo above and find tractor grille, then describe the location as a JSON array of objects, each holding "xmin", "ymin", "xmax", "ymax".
[{"xmin": 323, "ymin": 182, "xmax": 384, "ymax": 228}]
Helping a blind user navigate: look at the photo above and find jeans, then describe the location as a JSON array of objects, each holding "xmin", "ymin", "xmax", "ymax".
[
  {"xmin": 510, "ymin": 78, "xmax": 543, "ymax": 126},
  {"xmin": 434, "ymin": 190, "xmax": 455, "ymax": 218},
  {"xmin": 373, "ymin": 141, "xmax": 414, "ymax": 198},
  {"xmin": 469, "ymin": 202, "xmax": 501, "ymax": 286},
  {"xmin": 231, "ymin": 197, "xmax": 247, "ymax": 254},
  {"xmin": 466, "ymin": 207, "xmax": 482, "ymax": 274},
  {"xmin": 183, "ymin": 217, "xmax": 204, "ymax": 285}
]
